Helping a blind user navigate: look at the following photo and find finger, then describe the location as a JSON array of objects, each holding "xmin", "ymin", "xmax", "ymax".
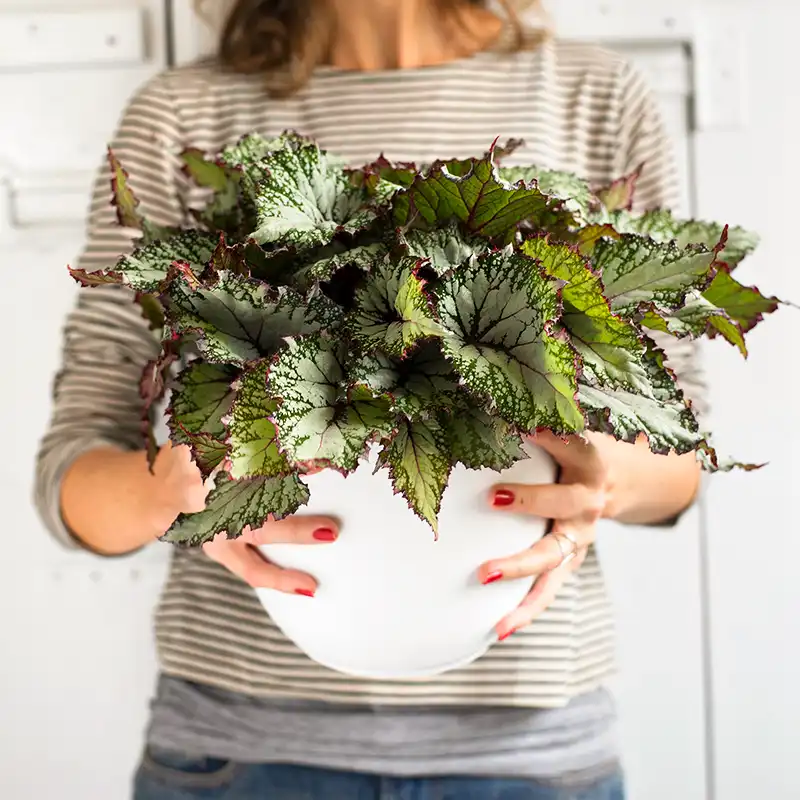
[
  {"xmin": 568, "ymin": 546, "xmax": 589, "ymax": 573},
  {"xmin": 478, "ymin": 534, "xmax": 567, "ymax": 584},
  {"xmin": 496, "ymin": 565, "xmax": 571, "ymax": 640},
  {"xmin": 202, "ymin": 535, "xmax": 318, "ymax": 596},
  {"xmin": 531, "ymin": 430, "xmax": 606, "ymax": 487},
  {"xmin": 241, "ymin": 516, "xmax": 340, "ymax": 546},
  {"xmin": 489, "ymin": 481, "xmax": 605, "ymax": 521},
  {"xmin": 479, "ymin": 524, "xmax": 589, "ymax": 584}
]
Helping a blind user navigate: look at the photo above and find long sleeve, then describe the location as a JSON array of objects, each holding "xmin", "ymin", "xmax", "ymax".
[
  {"xmin": 614, "ymin": 64, "xmax": 710, "ymax": 427},
  {"xmin": 34, "ymin": 73, "xmax": 185, "ymax": 549}
]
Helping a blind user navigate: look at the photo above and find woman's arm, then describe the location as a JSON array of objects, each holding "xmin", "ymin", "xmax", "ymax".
[
  {"xmin": 34, "ymin": 74, "xmax": 185, "ymax": 554},
  {"xmin": 592, "ymin": 433, "xmax": 701, "ymax": 526},
  {"xmin": 60, "ymin": 445, "xmax": 208, "ymax": 556}
]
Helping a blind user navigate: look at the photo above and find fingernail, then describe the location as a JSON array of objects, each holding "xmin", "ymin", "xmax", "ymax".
[
  {"xmin": 483, "ymin": 571, "xmax": 504, "ymax": 585},
  {"xmin": 499, "ymin": 628, "xmax": 517, "ymax": 642},
  {"xmin": 313, "ymin": 528, "xmax": 337, "ymax": 542},
  {"xmin": 493, "ymin": 489, "xmax": 515, "ymax": 507},
  {"xmin": 295, "ymin": 588, "xmax": 316, "ymax": 598}
]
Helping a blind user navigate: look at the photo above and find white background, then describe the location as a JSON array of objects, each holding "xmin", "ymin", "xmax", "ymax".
[{"xmin": 0, "ymin": 1, "xmax": 797, "ymax": 799}]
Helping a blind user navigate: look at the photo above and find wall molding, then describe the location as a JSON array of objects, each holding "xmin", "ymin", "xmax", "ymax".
[
  {"xmin": 548, "ymin": 1, "xmax": 747, "ymax": 131},
  {"xmin": 0, "ymin": 8, "xmax": 145, "ymax": 71},
  {"xmin": 0, "ymin": 165, "xmax": 92, "ymax": 243}
]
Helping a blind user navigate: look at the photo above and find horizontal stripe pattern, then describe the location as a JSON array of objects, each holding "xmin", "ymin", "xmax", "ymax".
[{"xmin": 35, "ymin": 39, "xmax": 707, "ymax": 709}]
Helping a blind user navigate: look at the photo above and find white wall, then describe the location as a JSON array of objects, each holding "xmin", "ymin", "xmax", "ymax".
[
  {"xmin": 0, "ymin": 3, "xmax": 171, "ymax": 798},
  {"xmin": 0, "ymin": 2, "xmax": 797, "ymax": 799},
  {"xmin": 694, "ymin": 4, "xmax": 800, "ymax": 798}
]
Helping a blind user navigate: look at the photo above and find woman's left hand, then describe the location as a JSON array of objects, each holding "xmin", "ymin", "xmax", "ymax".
[{"xmin": 478, "ymin": 430, "xmax": 612, "ymax": 641}]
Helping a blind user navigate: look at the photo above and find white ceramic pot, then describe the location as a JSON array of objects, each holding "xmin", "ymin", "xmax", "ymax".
[{"xmin": 256, "ymin": 442, "xmax": 556, "ymax": 679}]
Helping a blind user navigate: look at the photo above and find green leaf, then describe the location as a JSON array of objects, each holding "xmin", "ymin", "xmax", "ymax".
[
  {"xmin": 499, "ymin": 165, "xmax": 594, "ymax": 221},
  {"xmin": 249, "ymin": 136, "xmax": 378, "ymax": 249},
  {"xmin": 394, "ymin": 153, "xmax": 574, "ymax": 240},
  {"xmin": 181, "ymin": 148, "xmax": 233, "ymax": 192},
  {"xmin": 350, "ymin": 256, "xmax": 444, "ymax": 356},
  {"xmin": 163, "ymin": 472, "xmax": 309, "ymax": 546},
  {"xmin": 68, "ymin": 267, "xmax": 124, "ymax": 287},
  {"xmin": 168, "ymin": 362, "xmax": 238, "ymax": 477},
  {"xmin": 168, "ymin": 362, "xmax": 239, "ymax": 441},
  {"xmin": 349, "ymin": 342, "xmax": 462, "ymax": 418},
  {"xmin": 108, "ymin": 149, "xmax": 142, "ymax": 230},
  {"xmin": 578, "ymin": 339, "xmax": 702, "ymax": 455},
  {"xmin": 435, "ymin": 249, "xmax": 583, "ymax": 433},
  {"xmin": 137, "ymin": 293, "xmax": 166, "ymax": 330},
  {"xmin": 521, "ymin": 237, "xmax": 651, "ymax": 395},
  {"xmin": 167, "ymin": 272, "xmax": 340, "ymax": 365},
  {"xmin": 226, "ymin": 361, "xmax": 289, "ymax": 479},
  {"xmin": 378, "ymin": 417, "xmax": 452, "ymax": 535},
  {"xmin": 595, "ymin": 166, "xmax": 642, "ymax": 213},
  {"xmin": 641, "ymin": 293, "xmax": 747, "ymax": 355},
  {"xmin": 111, "ymin": 231, "xmax": 219, "ymax": 292},
  {"xmin": 444, "ymin": 406, "xmax": 525, "ymax": 471},
  {"xmin": 574, "ymin": 223, "xmax": 621, "ymax": 257},
  {"xmin": 594, "ymin": 235, "xmax": 721, "ymax": 317},
  {"xmin": 108, "ymin": 149, "xmax": 175, "ymax": 244},
  {"xmin": 702, "ymin": 268, "xmax": 779, "ymax": 333},
  {"xmin": 182, "ymin": 148, "xmax": 243, "ymax": 234},
  {"xmin": 401, "ymin": 225, "xmax": 484, "ymax": 274},
  {"xmin": 638, "ymin": 270, "xmax": 779, "ymax": 356},
  {"xmin": 610, "ymin": 209, "xmax": 759, "ymax": 268},
  {"xmin": 220, "ymin": 133, "xmax": 285, "ymax": 177},
  {"xmin": 296, "ymin": 242, "xmax": 386, "ymax": 286},
  {"xmin": 268, "ymin": 335, "xmax": 396, "ymax": 471}
]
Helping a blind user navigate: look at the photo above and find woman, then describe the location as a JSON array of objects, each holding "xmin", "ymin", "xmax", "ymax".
[{"xmin": 36, "ymin": 1, "xmax": 707, "ymax": 798}]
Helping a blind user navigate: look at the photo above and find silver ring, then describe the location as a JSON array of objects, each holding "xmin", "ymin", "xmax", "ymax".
[{"xmin": 547, "ymin": 531, "xmax": 579, "ymax": 569}]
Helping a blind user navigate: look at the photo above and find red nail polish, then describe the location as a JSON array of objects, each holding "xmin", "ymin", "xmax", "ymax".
[
  {"xmin": 313, "ymin": 528, "xmax": 337, "ymax": 542},
  {"xmin": 493, "ymin": 489, "xmax": 515, "ymax": 507},
  {"xmin": 499, "ymin": 628, "xmax": 517, "ymax": 642},
  {"xmin": 295, "ymin": 588, "xmax": 316, "ymax": 598},
  {"xmin": 483, "ymin": 571, "xmax": 503, "ymax": 585}
]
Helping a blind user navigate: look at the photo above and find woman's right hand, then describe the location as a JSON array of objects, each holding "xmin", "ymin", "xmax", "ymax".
[{"xmin": 153, "ymin": 442, "xmax": 338, "ymax": 597}]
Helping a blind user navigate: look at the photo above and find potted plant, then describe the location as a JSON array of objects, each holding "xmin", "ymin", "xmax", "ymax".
[{"xmin": 71, "ymin": 132, "xmax": 779, "ymax": 678}]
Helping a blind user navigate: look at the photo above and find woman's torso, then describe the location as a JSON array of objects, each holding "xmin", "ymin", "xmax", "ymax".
[
  {"xmin": 144, "ymin": 40, "xmax": 673, "ymax": 708},
  {"xmin": 38, "ymin": 38, "xmax": 691, "ymax": 780}
]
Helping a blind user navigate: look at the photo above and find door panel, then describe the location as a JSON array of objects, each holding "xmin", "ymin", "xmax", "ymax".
[{"xmin": 0, "ymin": 2, "xmax": 171, "ymax": 798}]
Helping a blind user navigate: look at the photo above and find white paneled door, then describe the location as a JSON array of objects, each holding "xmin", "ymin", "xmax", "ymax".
[
  {"xmin": 0, "ymin": 3, "xmax": 170, "ymax": 800},
  {"xmin": 5, "ymin": 2, "xmax": 779, "ymax": 800}
]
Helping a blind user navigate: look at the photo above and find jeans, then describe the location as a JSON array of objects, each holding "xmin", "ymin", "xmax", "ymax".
[{"xmin": 133, "ymin": 746, "xmax": 625, "ymax": 800}]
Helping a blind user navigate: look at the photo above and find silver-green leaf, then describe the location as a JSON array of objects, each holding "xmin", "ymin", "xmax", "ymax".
[
  {"xmin": 435, "ymin": 250, "xmax": 583, "ymax": 433},
  {"xmin": 350, "ymin": 256, "xmax": 445, "ymax": 356},
  {"xmin": 168, "ymin": 271, "xmax": 340, "ymax": 364},
  {"xmin": 164, "ymin": 472, "xmax": 310, "ymax": 546},
  {"xmin": 110, "ymin": 231, "xmax": 219, "ymax": 292},
  {"xmin": 521, "ymin": 237, "xmax": 652, "ymax": 395},
  {"xmin": 378, "ymin": 417, "xmax": 452, "ymax": 535},
  {"xmin": 226, "ymin": 361, "xmax": 289, "ymax": 479},
  {"xmin": 609, "ymin": 209, "xmax": 759, "ymax": 268},
  {"xmin": 443, "ymin": 406, "xmax": 525, "ymax": 471},
  {"xmin": 249, "ymin": 136, "xmax": 379, "ymax": 249},
  {"xmin": 578, "ymin": 339, "xmax": 702, "ymax": 454},
  {"xmin": 594, "ymin": 235, "xmax": 721, "ymax": 317},
  {"xmin": 349, "ymin": 342, "xmax": 462, "ymax": 418},
  {"xmin": 268, "ymin": 335, "xmax": 395, "ymax": 471}
]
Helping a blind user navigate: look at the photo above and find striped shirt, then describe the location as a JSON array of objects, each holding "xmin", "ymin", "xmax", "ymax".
[{"xmin": 35, "ymin": 38, "xmax": 707, "ymax": 778}]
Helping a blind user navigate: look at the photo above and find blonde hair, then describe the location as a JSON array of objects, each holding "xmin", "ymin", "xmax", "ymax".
[{"xmin": 194, "ymin": 0, "xmax": 548, "ymax": 97}]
